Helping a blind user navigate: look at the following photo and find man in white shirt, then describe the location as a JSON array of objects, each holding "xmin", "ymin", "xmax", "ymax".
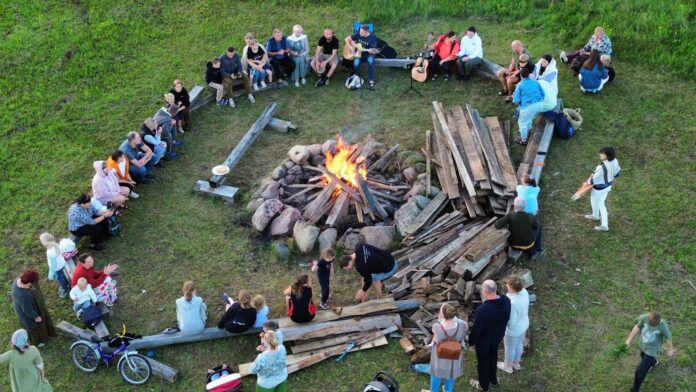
[{"xmin": 456, "ymin": 26, "xmax": 483, "ymax": 80}]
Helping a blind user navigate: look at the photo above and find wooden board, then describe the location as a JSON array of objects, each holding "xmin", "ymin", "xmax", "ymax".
[
  {"xmin": 282, "ymin": 313, "xmax": 401, "ymax": 342},
  {"xmin": 474, "ymin": 58, "xmax": 504, "ymax": 80},
  {"xmin": 451, "ymin": 106, "xmax": 487, "ymax": 183},
  {"xmin": 194, "ymin": 181, "xmax": 239, "ymax": 203},
  {"xmin": 291, "ymin": 331, "xmax": 371, "ymax": 354},
  {"xmin": 432, "ymin": 101, "xmax": 477, "ymax": 196},
  {"xmin": 403, "ymin": 192, "xmax": 448, "ymax": 236},
  {"xmin": 484, "ymin": 117, "xmax": 517, "ymax": 194},
  {"xmin": 430, "ymin": 112, "xmax": 460, "ymax": 199},
  {"xmin": 530, "ymin": 99, "xmax": 562, "ymax": 182}
]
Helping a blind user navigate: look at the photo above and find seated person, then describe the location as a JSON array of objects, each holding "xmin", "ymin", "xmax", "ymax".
[
  {"xmin": 69, "ymin": 277, "xmax": 97, "ymax": 317},
  {"xmin": 163, "ymin": 93, "xmax": 186, "ymax": 134},
  {"xmin": 579, "ymin": 50, "xmax": 610, "ymax": 94},
  {"xmin": 106, "ymin": 150, "xmax": 138, "ymax": 198},
  {"xmin": 287, "ymin": 24, "xmax": 309, "ymax": 87},
  {"xmin": 252, "ymin": 295, "xmax": 269, "ymax": 329},
  {"xmin": 310, "ymin": 28, "xmax": 339, "ymax": 87},
  {"xmin": 92, "ymin": 160, "xmax": 129, "ymax": 208},
  {"xmin": 339, "ymin": 243, "xmax": 397, "ymax": 302},
  {"xmin": 246, "ymin": 39, "xmax": 273, "ymax": 91},
  {"xmin": 495, "ymin": 197, "xmax": 543, "ymax": 260},
  {"xmin": 283, "ymin": 273, "xmax": 316, "ymax": 323},
  {"xmin": 67, "ymin": 194, "xmax": 114, "ymax": 251},
  {"xmin": 601, "ymin": 54, "xmax": 616, "ymax": 83},
  {"xmin": 456, "ymin": 26, "xmax": 483, "ymax": 80},
  {"xmin": 512, "ymin": 68, "xmax": 545, "ymax": 145},
  {"xmin": 266, "ymin": 29, "xmax": 295, "ymax": 85},
  {"xmin": 119, "ymin": 132, "xmax": 155, "ymax": 184},
  {"xmin": 428, "ymin": 31, "xmax": 459, "ymax": 81},
  {"xmin": 206, "ymin": 58, "xmax": 228, "ymax": 106},
  {"xmin": 516, "ymin": 174, "xmax": 540, "ymax": 216},
  {"xmin": 345, "ymin": 25, "xmax": 380, "ymax": 88},
  {"xmin": 218, "ymin": 290, "xmax": 257, "ymax": 333},
  {"xmin": 531, "ymin": 54, "xmax": 559, "ymax": 112},
  {"xmin": 495, "ymin": 40, "xmax": 532, "ymax": 101},
  {"xmin": 71, "ymin": 254, "xmax": 119, "ymax": 307},
  {"xmin": 257, "ymin": 320, "xmax": 284, "ymax": 352},
  {"xmin": 219, "ymin": 46, "xmax": 256, "ymax": 107},
  {"xmin": 561, "ymin": 26, "xmax": 612, "ymax": 65},
  {"xmin": 169, "ymin": 80, "xmax": 191, "ymax": 132},
  {"xmin": 140, "ymin": 118, "xmax": 168, "ymax": 163},
  {"xmin": 240, "ymin": 32, "xmax": 255, "ymax": 71},
  {"xmin": 154, "ymin": 104, "xmax": 183, "ymax": 157},
  {"xmin": 176, "ymin": 281, "xmax": 208, "ymax": 335}
]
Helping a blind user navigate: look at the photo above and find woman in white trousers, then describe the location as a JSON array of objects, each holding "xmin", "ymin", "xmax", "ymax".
[{"xmin": 585, "ymin": 146, "xmax": 621, "ymax": 231}]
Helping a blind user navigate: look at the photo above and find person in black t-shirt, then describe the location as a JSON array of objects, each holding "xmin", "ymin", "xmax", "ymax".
[
  {"xmin": 311, "ymin": 28, "xmax": 339, "ymax": 87},
  {"xmin": 218, "ymin": 289, "xmax": 257, "ymax": 333},
  {"xmin": 339, "ymin": 243, "xmax": 397, "ymax": 302},
  {"xmin": 345, "ymin": 25, "xmax": 379, "ymax": 87},
  {"xmin": 311, "ymin": 249, "xmax": 335, "ymax": 309},
  {"xmin": 283, "ymin": 273, "xmax": 316, "ymax": 323},
  {"xmin": 246, "ymin": 39, "xmax": 273, "ymax": 91}
]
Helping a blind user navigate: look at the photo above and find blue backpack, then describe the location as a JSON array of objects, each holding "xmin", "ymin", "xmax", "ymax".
[{"xmin": 543, "ymin": 111, "xmax": 575, "ymax": 140}]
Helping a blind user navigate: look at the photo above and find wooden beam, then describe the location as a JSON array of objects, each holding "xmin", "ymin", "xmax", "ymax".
[
  {"xmin": 484, "ymin": 116, "xmax": 517, "ymax": 194},
  {"xmin": 266, "ymin": 117, "xmax": 296, "ymax": 133},
  {"xmin": 208, "ymin": 102, "xmax": 278, "ymax": 187},
  {"xmin": 367, "ymin": 144, "xmax": 400, "ymax": 173},
  {"xmin": 530, "ymin": 100, "xmax": 563, "ymax": 182},
  {"xmin": 451, "ymin": 106, "xmax": 487, "ymax": 183},
  {"xmin": 356, "ymin": 168, "xmax": 387, "ymax": 219},
  {"xmin": 433, "ymin": 101, "xmax": 477, "ymax": 196},
  {"xmin": 291, "ymin": 331, "xmax": 371, "ymax": 354},
  {"xmin": 282, "ymin": 314, "xmax": 401, "ymax": 342},
  {"xmin": 403, "ymin": 191, "xmax": 448, "ymax": 236},
  {"xmin": 425, "ymin": 131, "xmax": 432, "ymax": 194},
  {"xmin": 467, "ymin": 105, "xmax": 505, "ymax": 189},
  {"xmin": 325, "ymin": 191, "xmax": 350, "ymax": 227},
  {"xmin": 474, "ymin": 58, "xmax": 504, "ymax": 80},
  {"xmin": 430, "ymin": 112, "xmax": 460, "ymax": 198}
]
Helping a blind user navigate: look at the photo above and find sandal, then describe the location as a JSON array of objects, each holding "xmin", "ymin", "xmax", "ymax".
[
  {"xmin": 514, "ymin": 138, "xmax": 528, "ymax": 146},
  {"xmin": 505, "ymin": 96, "xmax": 513, "ymax": 102},
  {"xmin": 469, "ymin": 379, "xmax": 482, "ymax": 390},
  {"xmin": 497, "ymin": 90, "xmax": 508, "ymax": 96}
]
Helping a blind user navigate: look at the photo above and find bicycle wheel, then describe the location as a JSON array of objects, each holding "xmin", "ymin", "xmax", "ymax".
[
  {"xmin": 118, "ymin": 353, "xmax": 151, "ymax": 385},
  {"xmin": 71, "ymin": 342, "xmax": 99, "ymax": 373}
]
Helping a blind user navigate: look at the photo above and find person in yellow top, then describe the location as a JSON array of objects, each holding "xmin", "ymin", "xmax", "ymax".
[{"xmin": 0, "ymin": 329, "xmax": 52, "ymax": 392}]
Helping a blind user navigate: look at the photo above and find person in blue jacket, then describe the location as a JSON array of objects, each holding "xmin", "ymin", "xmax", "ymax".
[
  {"xmin": 579, "ymin": 50, "xmax": 609, "ymax": 93},
  {"xmin": 512, "ymin": 68, "xmax": 545, "ymax": 145}
]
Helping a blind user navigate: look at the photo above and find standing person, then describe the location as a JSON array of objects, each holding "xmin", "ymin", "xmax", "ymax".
[
  {"xmin": 311, "ymin": 249, "xmax": 334, "ymax": 310},
  {"xmin": 345, "ymin": 25, "xmax": 380, "ymax": 88},
  {"xmin": 38, "ymin": 233, "xmax": 70, "ymax": 298},
  {"xmin": 516, "ymin": 175, "xmax": 540, "ymax": 216},
  {"xmin": 69, "ymin": 277, "xmax": 97, "ymax": 316},
  {"xmin": 497, "ymin": 276, "xmax": 529, "ymax": 374},
  {"xmin": 266, "ymin": 29, "xmax": 295, "ymax": 85},
  {"xmin": 106, "ymin": 150, "xmax": 138, "ymax": 199},
  {"xmin": 468, "ymin": 280, "xmax": 511, "ymax": 392},
  {"xmin": 12, "ymin": 270, "xmax": 56, "ymax": 347},
  {"xmin": 206, "ymin": 58, "xmax": 228, "ymax": 107},
  {"xmin": 560, "ymin": 26, "xmax": 613, "ymax": 64},
  {"xmin": 456, "ymin": 26, "xmax": 483, "ymax": 80},
  {"xmin": 283, "ymin": 273, "xmax": 316, "ymax": 323},
  {"xmin": 495, "ymin": 198, "xmax": 543, "ymax": 259},
  {"xmin": 428, "ymin": 31, "xmax": 459, "ymax": 81},
  {"xmin": 0, "ymin": 329, "xmax": 53, "ymax": 392},
  {"xmin": 311, "ymin": 28, "xmax": 339, "ymax": 87},
  {"xmin": 495, "ymin": 40, "xmax": 532, "ymax": 99},
  {"xmin": 625, "ymin": 311, "xmax": 675, "ymax": 392},
  {"xmin": 218, "ymin": 290, "xmax": 257, "ymax": 333},
  {"xmin": 67, "ymin": 194, "xmax": 114, "ymax": 251},
  {"xmin": 91, "ymin": 161, "xmax": 128, "ymax": 208},
  {"xmin": 579, "ymin": 50, "xmax": 610, "ymax": 94},
  {"xmin": 246, "ymin": 39, "xmax": 273, "ymax": 91},
  {"xmin": 339, "ymin": 243, "xmax": 397, "ymax": 302},
  {"xmin": 219, "ymin": 46, "xmax": 256, "ymax": 107},
  {"xmin": 176, "ymin": 281, "xmax": 208, "ymax": 334},
  {"xmin": 169, "ymin": 80, "xmax": 191, "ymax": 131},
  {"xmin": 512, "ymin": 68, "xmax": 545, "ymax": 145},
  {"xmin": 119, "ymin": 132, "xmax": 155, "ymax": 184},
  {"xmin": 71, "ymin": 254, "xmax": 119, "ymax": 307},
  {"xmin": 287, "ymin": 24, "xmax": 309, "ymax": 87},
  {"xmin": 250, "ymin": 330, "xmax": 288, "ymax": 392},
  {"xmin": 584, "ymin": 146, "xmax": 621, "ymax": 231},
  {"xmin": 426, "ymin": 304, "xmax": 467, "ymax": 392}
]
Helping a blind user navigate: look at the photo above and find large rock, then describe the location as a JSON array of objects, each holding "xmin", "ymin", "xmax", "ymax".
[
  {"xmin": 271, "ymin": 166, "xmax": 286, "ymax": 180},
  {"xmin": 270, "ymin": 207, "xmax": 301, "ymax": 236},
  {"xmin": 246, "ymin": 198, "xmax": 265, "ymax": 212},
  {"xmin": 360, "ymin": 225, "xmax": 396, "ymax": 250},
  {"xmin": 394, "ymin": 200, "xmax": 421, "ymax": 236},
  {"xmin": 402, "ymin": 167, "xmax": 417, "ymax": 184},
  {"xmin": 412, "ymin": 195, "xmax": 431, "ymax": 210},
  {"xmin": 260, "ymin": 181, "xmax": 280, "ymax": 200},
  {"xmin": 321, "ymin": 139, "xmax": 337, "ymax": 155},
  {"xmin": 283, "ymin": 160, "xmax": 295, "ymax": 169},
  {"xmin": 293, "ymin": 221, "xmax": 320, "ymax": 253},
  {"xmin": 272, "ymin": 242, "xmax": 291, "ymax": 260},
  {"xmin": 308, "ymin": 143, "xmax": 323, "ymax": 157},
  {"xmin": 252, "ymin": 199, "xmax": 284, "ymax": 232},
  {"xmin": 318, "ymin": 228, "xmax": 337, "ymax": 252},
  {"xmin": 288, "ymin": 145, "xmax": 310, "ymax": 164},
  {"xmin": 339, "ymin": 230, "xmax": 365, "ymax": 252}
]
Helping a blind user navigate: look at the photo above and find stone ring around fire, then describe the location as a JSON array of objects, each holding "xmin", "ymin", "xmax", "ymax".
[{"xmin": 212, "ymin": 165, "xmax": 230, "ymax": 176}]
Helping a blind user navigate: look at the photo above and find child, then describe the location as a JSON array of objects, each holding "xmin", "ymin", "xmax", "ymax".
[
  {"xmin": 516, "ymin": 175, "xmax": 540, "ymax": 216},
  {"xmin": 218, "ymin": 290, "xmax": 257, "ymax": 333},
  {"xmin": 311, "ymin": 249, "xmax": 335, "ymax": 310},
  {"xmin": 283, "ymin": 273, "xmax": 316, "ymax": 323},
  {"xmin": 252, "ymin": 295, "xmax": 269, "ymax": 329},
  {"xmin": 257, "ymin": 320, "xmax": 284, "ymax": 352},
  {"xmin": 39, "ymin": 232, "xmax": 71, "ymax": 298},
  {"xmin": 205, "ymin": 58, "xmax": 227, "ymax": 106},
  {"xmin": 69, "ymin": 277, "xmax": 97, "ymax": 317}
]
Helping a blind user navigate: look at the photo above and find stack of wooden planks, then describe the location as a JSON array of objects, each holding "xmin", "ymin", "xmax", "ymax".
[{"xmin": 427, "ymin": 102, "xmax": 518, "ymax": 217}]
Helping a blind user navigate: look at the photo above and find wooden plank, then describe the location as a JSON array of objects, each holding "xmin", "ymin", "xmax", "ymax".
[
  {"xmin": 530, "ymin": 120, "xmax": 555, "ymax": 182},
  {"xmin": 399, "ymin": 335, "xmax": 416, "ymax": 354},
  {"xmin": 485, "ymin": 117, "xmax": 517, "ymax": 194},
  {"xmin": 208, "ymin": 102, "xmax": 278, "ymax": 187},
  {"xmin": 302, "ymin": 182, "xmax": 335, "ymax": 221},
  {"xmin": 276, "ymin": 297, "xmax": 398, "ymax": 328},
  {"xmin": 430, "ymin": 111, "xmax": 460, "ymax": 198},
  {"xmin": 325, "ymin": 191, "xmax": 350, "ymax": 227},
  {"xmin": 94, "ymin": 320, "xmax": 109, "ymax": 338},
  {"xmin": 283, "ymin": 314, "xmax": 401, "ymax": 342},
  {"xmin": 367, "ymin": 144, "xmax": 400, "ymax": 173},
  {"xmin": 356, "ymin": 168, "xmax": 387, "ymax": 219},
  {"xmin": 466, "ymin": 105, "xmax": 506, "ymax": 188},
  {"xmin": 474, "ymin": 58, "xmax": 504, "ymax": 80},
  {"xmin": 425, "ymin": 131, "xmax": 432, "ymax": 194},
  {"xmin": 194, "ymin": 181, "xmax": 239, "ymax": 203},
  {"xmin": 317, "ymin": 165, "xmax": 358, "ymax": 200},
  {"xmin": 267, "ymin": 117, "xmax": 296, "ymax": 133},
  {"xmin": 291, "ymin": 331, "xmax": 371, "ymax": 354},
  {"xmin": 433, "ymin": 102, "xmax": 476, "ymax": 196},
  {"xmin": 403, "ymin": 191, "xmax": 447, "ymax": 236},
  {"xmin": 451, "ymin": 106, "xmax": 487, "ymax": 182}
]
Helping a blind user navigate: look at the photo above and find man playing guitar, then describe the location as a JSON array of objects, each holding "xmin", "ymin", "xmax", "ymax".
[{"xmin": 345, "ymin": 25, "xmax": 380, "ymax": 88}]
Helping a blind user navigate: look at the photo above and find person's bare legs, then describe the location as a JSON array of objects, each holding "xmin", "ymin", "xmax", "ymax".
[
  {"xmin": 496, "ymin": 69, "xmax": 508, "ymax": 92},
  {"xmin": 327, "ymin": 61, "xmax": 338, "ymax": 78},
  {"xmin": 119, "ymin": 186, "xmax": 131, "ymax": 197},
  {"xmin": 373, "ymin": 280, "xmax": 383, "ymax": 300}
]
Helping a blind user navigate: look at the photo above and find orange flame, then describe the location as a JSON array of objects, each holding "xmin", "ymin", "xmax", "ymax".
[{"xmin": 324, "ymin": 135, "xmax": 367, "ymax": 189}]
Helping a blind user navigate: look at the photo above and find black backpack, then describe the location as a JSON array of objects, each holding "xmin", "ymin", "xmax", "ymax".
[
  {"xmin": 81, "ymin": 305, "xmax": 102, "ymax": 328},
  {"xmin": 543, "ymin": 111, "xmax": 575, "ymax": 140}
]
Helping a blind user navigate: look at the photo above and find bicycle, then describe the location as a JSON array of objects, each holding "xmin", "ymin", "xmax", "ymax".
[{"xmin": 70, "ymin": 323, "xmax": 152, "ymax": 385}]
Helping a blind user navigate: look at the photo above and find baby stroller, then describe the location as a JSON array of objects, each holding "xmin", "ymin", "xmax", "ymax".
[{"xmin": 362, "ymin": 371, "xmax": 399, "ymax": 392}]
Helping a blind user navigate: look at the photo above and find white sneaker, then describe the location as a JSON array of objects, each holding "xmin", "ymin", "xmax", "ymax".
[
  {"xmin": 594, "ymin": 225, "xmax": 609, "ymax": 232},
  {"xmin": 294, "ymin": 80, "xmax": 300, "ymax": 87},
  {"xmin": 228, "ymin": 99, "xmax": 236, "ymax": 108},
  {"xmin": 130, "ymin": 191, "xmax": 139, "ymax": 199},
  {"xmin": 260, "ymin": 81, "xmax": 268, "ymax": 89},
  {"xmin": 497, "ymin": 362, "xmax": 513, "ymax": 374},
  {"xmin": 248, "ymin": 94, "xmax": 255, "ymax": 103},
  {"xmin": 584, "ymin": 214, "xmax": 600, "ymax": 221},
  {"xmin": 560, "ymin": 51, "xmax": 568, "ymax": 63},
  {"xmin": 253, "ymin": 83, "xmax": 259, "ymax": 92},
  {"xmin": 301, "ymin": 78, "xmax": 306, "ymax": 85}
]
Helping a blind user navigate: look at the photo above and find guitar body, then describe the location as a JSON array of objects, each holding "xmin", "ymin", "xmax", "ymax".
[
  {"xmin": 343, "ymin": 43, "xmax": 364, "ymax": 61},
  {"xmin": 411, "ymin": 57, "xmax": 429, "ymax": 82}
]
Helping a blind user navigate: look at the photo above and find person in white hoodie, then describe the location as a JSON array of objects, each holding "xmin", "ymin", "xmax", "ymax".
[
  {"xmin": 498, "ymin": 276, "xmax": 529, "ymax": 374},
  {"xmin": 531, "ymin": 54, "xmax": 559, "ymax": 112},
  {"xmin": 456, "ymin": 26, "xmax": 483, "ymax": 80},
  {"xmin": 69, "ymin": 277, "xmax": 97, "ymax": 316},
  {"xmin": 287, "ymin": 25, "xmax": 310, "ymax": 87},
  {"xmin": 176, "ymin": 281, "xmax": 208, "ymax": 334}
]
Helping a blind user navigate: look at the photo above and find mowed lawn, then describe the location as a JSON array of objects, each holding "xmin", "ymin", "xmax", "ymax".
[{"xmin": 1, "ymin": 2, "xmax": 694, "ymax": 391}]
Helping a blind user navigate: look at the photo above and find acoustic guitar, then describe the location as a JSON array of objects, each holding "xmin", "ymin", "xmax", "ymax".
[
  {"xmin": 411, "ymin": 32, "xmax": 435, "ymax": 83},
  {"xmin": 343, "ymin": 43, "xmax": 379, "ymax": 61}
]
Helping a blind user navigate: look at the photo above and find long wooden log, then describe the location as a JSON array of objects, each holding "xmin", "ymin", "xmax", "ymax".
[
  {"xmin": 208, "ymin": 102, "xmax": 278, "ymax": 187},
  {"xmin": 474, "ymin": 58, "xmax": 504, "ymax": 80},
  {"xmin": 325, "ymin": 191, "xmax": 350, "ymax": 227},
  {"xmin": 530, "ymin": 99, "xmax": 562, "ymax": 182},
  {"xmin": 367, "ymin": 144, "xmax": 400, "ymax": 173},
  {"xmin": 403, "ymin": 191, "xmax": 447, "ymax": 236},
  {"xmin": 485, "ymin": 117, "xmax": 518, "ymax": 194},
  {"xmin": 466, "ymin": 105, "xmax": 506, "ymax": 190},
  {"xmin": 356, "ymin": 168, "xmax": 387, "ymax": 219},
  {"xmin": 431, "ymin": 112, "xmax": 460, "ymax": 198}
]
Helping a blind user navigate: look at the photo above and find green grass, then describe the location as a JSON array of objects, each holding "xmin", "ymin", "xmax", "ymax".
[{"xmin": 1, "ymin": 2, "xmax": 695, "ymax": 391}]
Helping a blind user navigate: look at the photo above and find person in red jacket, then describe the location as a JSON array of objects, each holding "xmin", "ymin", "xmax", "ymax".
[
  {"xmin": 429, "ymin": 31, "xmax": 460, "ymax": 81},
  {"xmin": 71, "ymin": 254, "xmax": 119, "ymax": 307}
]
